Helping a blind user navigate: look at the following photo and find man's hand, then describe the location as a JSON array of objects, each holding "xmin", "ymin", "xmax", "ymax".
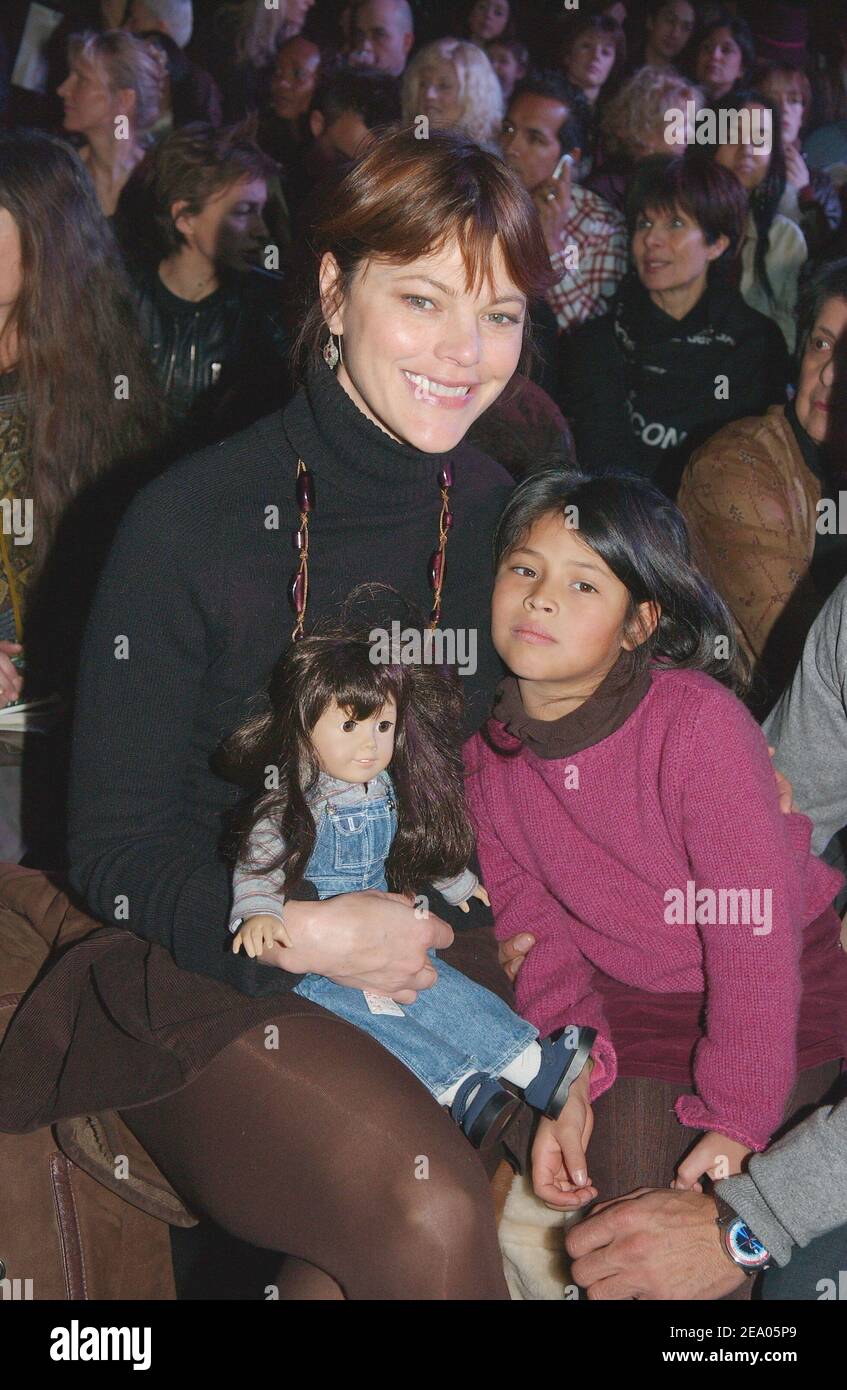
[
  {"xmin": 784, "ymin": 145, "xmax": 810, "ymax": 192},
  {"xmin": 565, "ymin": 1188, "xmax": 748, "ymax": 1300},
  {"xmin": 533, "ymin": 161, "xmax": 573, "ymax": 257}
]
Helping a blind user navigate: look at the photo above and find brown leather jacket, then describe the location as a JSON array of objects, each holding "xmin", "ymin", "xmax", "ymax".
[{"xmin": 677, "ymin": 405, "xmax": 824, "ymax": 708}]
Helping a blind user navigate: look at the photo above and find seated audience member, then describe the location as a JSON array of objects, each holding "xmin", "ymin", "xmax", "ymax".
[
  {"xmin": 401, "ymin": 38, "xmax": 503, "ymax": 150},
  {"xmin": 691, "ymin": 9, "xmax": 754, "ymax": 103},
  {"xmin": 485, "ymin": 38, "xmax": 528, "ymax": 102},
  {"xmin": 756, "ymin": 63, "xmax": 841, "ymax": 261},
  {"xmin": 764, "ymin": 577, "xmax": 847, "ymax": 861},
  {"xmin": 678, "ymin": 259, "xmax": 847, "ymax": 715},
  {"xmin": 557, "ymin": 12, "xmax": 622, "ymax": 168},
  {"xmin": 711, "ymin": 91, "xmax": 808, "ymax": 352},
  {"xmin": 585, "ymin": 65, "xmax": 704, "ymax": 214},
  {"xmin": 124, "ymin": 0, "xmax": 222, "ymax": 126},
  {"xmin": 58, "ymin": 28, "xmax": 167, "ymax": 217},
  {"xmin": 255, "ymin": 35, "xmax": 323, "ymax": 168},
  {"xmin": 349, "ymin": 0, "xmax": 415, "ymax": 78},
  {"xmin": 565, "ymin": 1088, "xmax": 847, "ymax": 1300},
  {"xmin": 501, "ymin": 73, "xmax": 627, "ymax": 334},
  {"xmin": 559, "ymin": 153, "xmax": 789, "ymax": 496},
  {"xmin": 189, "ymin": 0, "xmax": 289, "ymax": 122},
  {"xmin": 0, "ymin": 130, "xmax": 167, "ymax": 865},
  {"xmin": 275, "ymin": 69, "xmax": 402, "ymax": 238},
  {"xmin": 637, "ymin": 0, "xmax": 698, "ymax": 72},
  {"xmin": 464, "ymin": 0, "xmax": 516, "ymax": 47},
  {"xmin": 127, "ymin": 123, "xmax": 292, "ymax": 446}
]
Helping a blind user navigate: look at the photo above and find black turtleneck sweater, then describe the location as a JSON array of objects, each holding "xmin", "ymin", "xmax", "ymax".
[{"xmin": 67, "ymin": 363, "xmax": 512, "ymax": 996}]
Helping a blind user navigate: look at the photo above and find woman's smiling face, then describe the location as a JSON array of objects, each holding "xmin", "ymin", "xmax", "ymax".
[{"xmin": 320, "ymin": 237, "xmax": 527, "ymax": 453}]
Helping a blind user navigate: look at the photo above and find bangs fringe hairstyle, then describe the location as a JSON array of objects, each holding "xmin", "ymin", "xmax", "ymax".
[
  {"xmin": 219, "ymin": 635, "xmax": 475, "ymax": 897},
  {"xmin": 626, "ymin": 150, "xmax": 747, "ymax": 271},
  {"xmin": 492, "ymin": 468, "xmax": 750, "ymax": 696},
  {"xmin": 292, "ymin": 124, "xmax": 554, "ymax": 381}
]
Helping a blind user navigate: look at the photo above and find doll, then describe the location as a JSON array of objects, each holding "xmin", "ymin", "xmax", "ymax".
[{"xmin": 222, "ymin": 634, "xmax": 595, "ymax": 1149}]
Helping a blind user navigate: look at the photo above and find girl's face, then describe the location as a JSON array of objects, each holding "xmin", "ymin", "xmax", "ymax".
[
  {"xmin": 487, "ymin": 42, "xmax": 524, "ymax": 99},
  {"xmin": 758, "ymin": 70, "xmax": 805, "ymax": 149},
  {"xmin": 321, "ymin": 236, "xmax": 527, "ymax": 453},
  {"xmin": 632, "ymin": 203, "xmax": 727, "ymax": 303},
  {"xmin": 713, "ymin": 104, "xmax": 772, "ymax": 192},
  {"xmin": 647, "ymin": 1, "xmax": 696, "ymax": 61},
  {"xmin": 415, "ymin": 58, "xmax": 463, "ymax": 128},
  {"xmin": 310, "ymin": 696, "xmax": 397, "ymax": 782},
  {"xmin": 565, "ymin": 32, "xmax": 617, "ymax": 95},
  {"xmin": 58, "ymin": 56, "xmax": 129, "ymax": 136},
  {"xmin": 492, "ymin": 512, "xmax": 655, "ymax": 712},
  {"xmin": 695, "ymin": 27, "xmax": 744, "ymax": 96},
  {"xmin": 469, "ymin": 0, "xmax": 510, "ymax": 44}
]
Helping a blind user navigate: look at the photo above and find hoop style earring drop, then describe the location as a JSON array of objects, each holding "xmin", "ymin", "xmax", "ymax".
[{"xmin": 323, "ymin": 332, "xmax": 340, "ymax": 370}]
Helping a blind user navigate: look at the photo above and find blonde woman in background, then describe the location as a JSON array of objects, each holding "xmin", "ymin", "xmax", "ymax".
[
  {"xmin": 58, "ymin": 30, "xmax": 166, "ymax": 215},
  {"xmin": 211, "ymin": 0, "xmax": 314, "ymax": 118},
  {"xmin": 402, "ymin": 39, "xmax": 503, "ymax": 151},
  {"xmin": 586, "ymin": 65, "xmax": 703, "ymax": 212}
]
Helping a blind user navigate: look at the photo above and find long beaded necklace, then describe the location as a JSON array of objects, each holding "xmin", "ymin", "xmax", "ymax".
[{"xmin": 288, "ymin": 356, "xmax": 455, "ymax": 640}]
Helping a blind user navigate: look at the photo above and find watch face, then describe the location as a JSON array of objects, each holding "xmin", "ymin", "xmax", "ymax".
[{"xmin": 727, "ymin": 1219, "xmax": 769, "ymax": 1268}]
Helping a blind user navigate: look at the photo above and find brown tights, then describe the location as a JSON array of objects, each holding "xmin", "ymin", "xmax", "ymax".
[{"xmin": 119, "ymin": 1007, "xmax": 511, "ymax": 1301}]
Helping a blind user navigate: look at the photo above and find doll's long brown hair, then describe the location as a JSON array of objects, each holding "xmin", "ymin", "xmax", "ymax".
[{"xmin": 219, "ymin": 635, "xmax": 475, "ymax": 896}]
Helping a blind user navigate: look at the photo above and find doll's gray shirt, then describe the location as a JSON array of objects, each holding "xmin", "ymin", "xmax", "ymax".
[{"xmin": 228, "ymin": 769, "xmax": 478, "ymax": 929}]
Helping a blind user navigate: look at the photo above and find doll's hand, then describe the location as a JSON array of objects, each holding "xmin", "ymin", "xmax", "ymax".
[
  {"xmin": 672, "ymin": 1132, "xmax": 751, "ymax": 1191},
  {"xmin": 458, "ymin": 884, "xmax": 491, "ymax": 913},
  {"xmin": 232, "ymin": 913, "xmax": 293, "ymax": 958},
  {"xmin": 530, "ymin": 1064, "xmax": 596, "ymax": 1209}
]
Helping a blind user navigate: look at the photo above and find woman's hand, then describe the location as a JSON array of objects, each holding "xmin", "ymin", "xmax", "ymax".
[
  {"xmin": 530, "ymin": 1064, "xmax": 597, "ymax": 1209},
  {"xmin": 458, "ymin": 883, "xmax": 490, "ymax": 913},
  {"xmin": 672, "ymin": 1131, "xmax": 751, "ymax": 1191},
  {"xmin": 0, "ymin": 641, "xmax": 23, "ymax": 709},
  {"xmin": 254, "ymin": 890, "xmax": 454, "ymax": 1003},
  {"xmin": 498, "ymin": 931, "xmax": 536, "ymax": 982},
  {"xmin": 784, "ymin": 145, "xmax": 810, "ymax": 192}
]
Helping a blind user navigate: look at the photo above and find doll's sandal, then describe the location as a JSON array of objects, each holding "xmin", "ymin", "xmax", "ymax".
[
  {"xmin": 450, "ymin": 1072, "xmax": 523, "ymax": 1150},
  {"xmin": 524, "ymin": 1026, "xmax": 597, "ymax": 1119}
]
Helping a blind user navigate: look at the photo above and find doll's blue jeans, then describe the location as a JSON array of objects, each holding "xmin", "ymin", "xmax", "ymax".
[{"xmin": 292, "ymin": 789, "xmax": 538, "ymax": 1096}]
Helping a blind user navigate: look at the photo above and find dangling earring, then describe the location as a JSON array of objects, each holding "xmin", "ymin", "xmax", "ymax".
[{"xmin": 323, "ymin": 332, "xmax": 341, "ymax": 370}]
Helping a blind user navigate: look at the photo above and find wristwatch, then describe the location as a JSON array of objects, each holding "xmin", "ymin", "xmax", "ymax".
[{"xmin": 714, "ymin": 1191, "xmax": 771, "ymax": 1273}]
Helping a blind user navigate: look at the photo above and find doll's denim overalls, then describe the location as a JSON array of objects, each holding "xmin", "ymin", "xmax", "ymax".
[{"xmin": 293, "ymin": 772, "xmax": 537, "ymax": 1097}]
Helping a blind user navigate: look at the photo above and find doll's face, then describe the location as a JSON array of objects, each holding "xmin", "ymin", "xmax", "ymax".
[{"xmin": 310, "ymin": 696, "xmax": 397, "ymax": 782}]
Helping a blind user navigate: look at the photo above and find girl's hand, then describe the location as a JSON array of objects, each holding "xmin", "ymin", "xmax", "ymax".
[
  {"xmin": 672, "ymin": 1131, "xmax": 751, "ymax": 1191},
  {"xmin": 530, "ymin": 1066, "xmax": 596, "ymax": 1209},
  {"xmin": 458, "ymin": 883, "xmax": 490, "ymax": 913},
  {"xmin": 767, "ymin": 746, "xmax": 794, "ymax": 815},
  {"xmin": 0, "ymin": 641, "xmax": 23, "ymax": 710},
  {"xmin": 232, "ymin": 913, "xmax": 292, "ymax": 958},
  {"xmin": 497, "ymin": 931, "xmax": 536, "ymax": 982}
]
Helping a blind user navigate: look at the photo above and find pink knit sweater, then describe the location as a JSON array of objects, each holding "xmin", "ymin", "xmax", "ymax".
[{"xmin": 465, "ymin": 668, "xmax": 845, "ymax": 1150}]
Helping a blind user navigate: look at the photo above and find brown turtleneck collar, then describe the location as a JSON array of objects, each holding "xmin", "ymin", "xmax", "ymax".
[{"xmin": 491, "ymin": 650, "xmax": 653, "ymax": 759}]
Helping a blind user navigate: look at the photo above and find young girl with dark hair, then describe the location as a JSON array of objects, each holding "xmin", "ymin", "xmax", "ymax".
[
  {"xmin": 712, "ymin": 90, "xmax": 808, "ymax": 352},
  {"xmin": 466, "ymin": 469, "xmax": 847, "ymax": 1220},
  {"xmin": 220, "ymin": 631, "xmax": 595, "ymax": 1151}
]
